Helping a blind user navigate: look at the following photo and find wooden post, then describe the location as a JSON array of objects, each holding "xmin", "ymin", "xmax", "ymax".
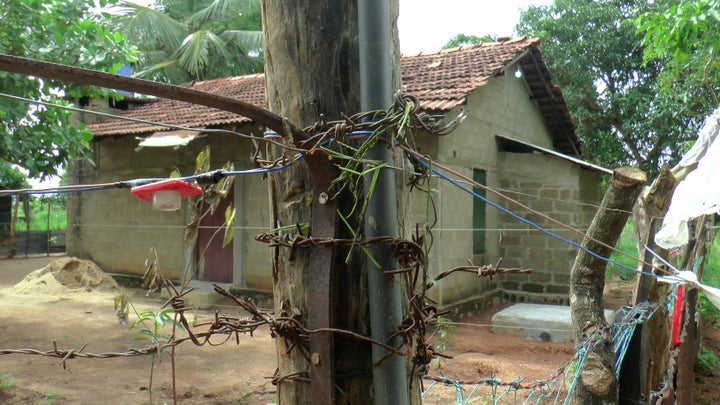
[
  {"xmin": 46, "ymin": 198, "xmax": 52, "ymax": 256},
  {"xmin": 8, "ymin": 195, "xmax": 19, "ymax": 258},
  {"xmin": 570, "ymin": 167, "xmax": 646, "ymax": 404},
  {"xmin": 262, "ymin": 1, "xmax": 401, "ymax": 403}
]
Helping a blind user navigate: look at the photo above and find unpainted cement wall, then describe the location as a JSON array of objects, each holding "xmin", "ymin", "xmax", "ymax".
[
  {"xmin": 496, "ymin": 152, "xmax": 601, "ymax": 304},
  {"xmin": 404, "ymin": 67, "xmax": 576, "ymax": 307}
]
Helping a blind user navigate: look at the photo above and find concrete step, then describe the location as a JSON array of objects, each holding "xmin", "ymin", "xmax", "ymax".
[{"xmin": 491, "ymin": 303, "xmax": 615, "ymax": 343}]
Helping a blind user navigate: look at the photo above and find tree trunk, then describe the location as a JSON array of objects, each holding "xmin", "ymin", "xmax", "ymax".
[
  {"xmin": 262, "ymin": 2, "xmax": 401, "ymax": 403},
  {"xmin": 627, "ymin": 166, "xmax": 676, "ymax": 402},
  {"xmin": 570, "ymin": 167, "xmax": 646, "ymax": 404}
]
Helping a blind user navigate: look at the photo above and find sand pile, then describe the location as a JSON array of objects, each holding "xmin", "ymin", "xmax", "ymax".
[{"xmin": 13, "ymin": 257, "xmax": 119, "ymax": 295}]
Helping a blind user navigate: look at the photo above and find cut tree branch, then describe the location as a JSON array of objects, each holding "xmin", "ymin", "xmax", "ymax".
[{"xmin": 0, "ymin": 53, "xmax": 306, "ymax": 144}]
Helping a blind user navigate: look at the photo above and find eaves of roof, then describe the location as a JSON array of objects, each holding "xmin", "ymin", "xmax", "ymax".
[{"xmin": 87, "ymin": 37, "xmax": 580, "ymax": 155}]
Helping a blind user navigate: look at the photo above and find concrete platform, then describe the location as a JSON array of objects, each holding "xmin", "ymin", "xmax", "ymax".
[{"xmin": 491, "ymin": 303, "xmax": 615, "ymax": 343}]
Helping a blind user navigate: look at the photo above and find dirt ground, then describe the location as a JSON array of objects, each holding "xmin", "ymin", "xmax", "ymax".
[{"xmin": 0, "ymin": 256, "xmax": 718, "ymax": 404}]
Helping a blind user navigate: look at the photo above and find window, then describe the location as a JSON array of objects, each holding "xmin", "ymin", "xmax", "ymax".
[{"xmin": 473, "ymin": 168, "xmax": 486, "ymax": 255}]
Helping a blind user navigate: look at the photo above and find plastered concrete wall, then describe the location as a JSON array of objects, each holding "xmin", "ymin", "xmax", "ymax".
[
  {"xmin": 67, "ymin": 125, "xmax": 272, "ymax": 284},
  {"xmin": 496, "ymin": 152, "xmax": 600, "ymax": 303}
]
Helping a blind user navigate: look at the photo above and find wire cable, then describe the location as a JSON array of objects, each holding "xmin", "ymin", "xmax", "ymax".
[
  {"xmin": 0, "ymin": 91, "xmax": 308, "ymax": 153},
  {"xmin": 402, "ymin": 146, "xmax": 665, "ymax": 277}
]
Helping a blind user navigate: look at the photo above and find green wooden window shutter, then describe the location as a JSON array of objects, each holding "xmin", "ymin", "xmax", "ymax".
[{"xmin": 473, "ymin": 169, "xmax": 486, "ymax": 255}]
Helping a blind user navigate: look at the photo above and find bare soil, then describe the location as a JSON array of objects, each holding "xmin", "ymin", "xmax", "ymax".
[{"xmin": 0, "ymin": 256, "xmax": 717, "ymax": 404}]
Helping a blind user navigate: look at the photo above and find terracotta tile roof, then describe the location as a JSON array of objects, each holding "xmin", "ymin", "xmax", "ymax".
[
  {"xmin": 401, "ymin": 37, "xmax": 533, "ymax": 110},
  {"xmin": 87, "ymin": 74, "xmax": 265, "ymax": 136},
  {"xmin": 87, "ymin": 37, "xmax": 580, "ymax": 155}
]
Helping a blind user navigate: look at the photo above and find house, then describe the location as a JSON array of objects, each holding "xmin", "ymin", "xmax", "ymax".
[{"xmin": 67, "ymin": 37, "xmax": 604, "ymax": 309}]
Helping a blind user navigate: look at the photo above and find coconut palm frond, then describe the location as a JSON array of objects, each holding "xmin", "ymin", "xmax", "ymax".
[
  {"xmin": 221, "ymin": 30, "xmax": 263, "ymax": 53},
  {"xmin": 191, "ymin": 0, "xmax": 241, "ymax": 25},
  {"xmin": 114, "ymin": 0, "xmax": 262, "ymax": 83},
  {"xmin": 118, "ymin": 3, "xmax": 188, "ymax": 51},
  {"xmin": 134, "ymin": 59, "xmax": 180, "ymax": 80},
  {"xmin": 175, "ymin": 31, "xmax": 218, "ymax": 80}
]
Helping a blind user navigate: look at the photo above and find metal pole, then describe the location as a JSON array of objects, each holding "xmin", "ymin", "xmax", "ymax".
[{"xmin": 358, "ymin": 0, "xmax": 409, "ymax": 403}]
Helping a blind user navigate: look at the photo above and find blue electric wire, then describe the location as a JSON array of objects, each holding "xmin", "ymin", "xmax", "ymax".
[
  {"xmin": 2, "ymin": 128, "xmax": 667, "ymax": 284},
  {"xmin": 413, "ymin": 157, "xmax": 649, "ymax": 277}
]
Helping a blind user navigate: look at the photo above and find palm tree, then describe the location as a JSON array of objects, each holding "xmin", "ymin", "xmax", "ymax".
[{"xmin": 116, "ymin": 0, "xmax": 263, "ymax": 83}]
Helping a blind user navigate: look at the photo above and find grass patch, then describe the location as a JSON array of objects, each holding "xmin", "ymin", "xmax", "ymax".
[
  {"xmin": 15, "ymin": 195, "xmax": 66, "ymax": 231},
  {"xmin": 695, "ymin": 345, "xmax": 720, "ymax": 376},
  {"xmin": 607, "ymin": 222, "xmax": 639, "ymax": 281},
  {"xmin": 42, "ymin": 389, "xmax": 63, "ymax": 404},
  {"xmin": 0, "ymin": 373, "xmax": 17, "ymax": 392},
  {"xmin": 604, "ymin": 221, "xmax": 720, "ymax": 327},
  {"xmin": 699, "ymin": 235, "xmax": 720, "ymax": 326}
]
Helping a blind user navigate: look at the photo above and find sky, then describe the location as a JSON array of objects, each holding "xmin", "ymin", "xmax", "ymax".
[{"xmin": 398, "ymin": 0, "xmax": 553, "ymax": 54}]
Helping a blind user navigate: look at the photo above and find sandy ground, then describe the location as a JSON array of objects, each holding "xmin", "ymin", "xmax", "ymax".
[
  {"xmin": 0, "ymin": 256, "xmax": 717, "ymax": 404},
  {"xmin": 0, "ymin": 255, "xmax": 277, "ymax": 404}
]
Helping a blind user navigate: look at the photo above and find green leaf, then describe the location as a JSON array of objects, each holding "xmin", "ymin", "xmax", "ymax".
[{"xmin": 223, "ymin": 205, "xmax": 236, "ymax": 248}]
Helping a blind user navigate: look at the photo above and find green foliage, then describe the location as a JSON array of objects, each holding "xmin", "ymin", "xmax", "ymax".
[
  {"xmin": 131, "ymin": 308, "xmax": 182, "ymax": 346},
  {"xmin": 637, "ymin": 0, "xmax": 720, "ymax": 105},
  {"xmin": 516, "ymin": 0, "xmax": 710, "ymax": 176},
  {"xmin": 0, "ymin": 0, "xmax": 137, "ymax": 178},
  {"xmin": 433, "ymin": 315, "xmax": 456, "ymax": 368},
  {"xmin": 699, "ymin": 236, "xmax": 720, "ymax": 326},
  {"xmin": 130, "ymin": 308, "xmax": 182, "ymax": 345},
  {"xmin": 607, "ymin": 222, "xmax": 638, "ymax": 280},
  {"xmin": 442, "ymin": 33, "xmax": 494, "ymax": 49},
  {"xmin": 114, "ymin": 0, "xmax": 263, "ymax": 83},
  {"xmin": 695, "ymin": 345, "xmax": 720, "ymax": 376},
  {"xmin": 15, "ymin": 196, "xmax": 67, "ymax": 231},
  {"xmin": 223, "ymin": 205, "xmax": 236, "ymax": 248},
  {"xmin": 0, "ymin": 162, "xmax": 29, "ymax": 190}
]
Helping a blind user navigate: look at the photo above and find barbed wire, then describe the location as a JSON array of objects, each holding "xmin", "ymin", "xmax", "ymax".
[
  {"xmin": 0, "ymin": 88, "xmax": 679, "ymax": 405},
  {"xmin": 435, "ymin": 258, "xmax": 533, "ymax": 281}
]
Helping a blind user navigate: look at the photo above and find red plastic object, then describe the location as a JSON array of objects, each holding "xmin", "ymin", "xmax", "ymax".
[
  {"xmin": 671, "ymin": 284, "xmax": 684, "ymax": 347},
  {"xmin": 130, "ymin": 179, "xmax": 202, "ymax": 201}
]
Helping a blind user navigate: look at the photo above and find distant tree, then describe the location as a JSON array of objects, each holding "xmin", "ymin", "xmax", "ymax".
[
  {"xmin": 442, "ymin": 33, "xmax": 494, "ymax": 49},
  {"xmin": 0, "ymin": 0, "xmax": 136, "ymax": 179},
  {"xmin": 0, "ymin": 163, "xmax": 28, "ymax": 190},
  {"xmin": 637, "ymin": 0, "xmax": 720, "ymax": 107},
  {"xmin": 516, "ymin": 0, "xmax": 712, "ymax": 176},
  {"xmin": 115, "ymin": 0, "xmax": 263, "ymax": 83}
]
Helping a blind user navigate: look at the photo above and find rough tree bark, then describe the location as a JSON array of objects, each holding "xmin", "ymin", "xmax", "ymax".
[
  {"xmin": 570, "ymin": 167, "xmax": 646, "ymax": 404},
  {"xmin": 627, "ymin": 166, "xmax": 676, "ymax": 403},
  {"xmin": 262, "ymin": 2, "xmax": 401, "ymax": 404}
]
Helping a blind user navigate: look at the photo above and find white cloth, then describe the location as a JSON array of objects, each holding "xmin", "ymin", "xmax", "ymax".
[
  {"xmin": 658, "ymin": 270, "xmax": 720, "ymax": 310},
  {"xmin": 655, "ymin": 107, "xmax": 720, "ymax": 249}
]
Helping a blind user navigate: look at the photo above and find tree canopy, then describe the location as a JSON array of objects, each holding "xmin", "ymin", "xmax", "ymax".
[
  {"xmin": 0, "ymin": 0, "xmax": 136, "ymax": 179},
  {"xmin": 637, "ymin": 0, "xmax": 720, "ymax": 107},
  {"xmin": 114, "ymin": 0, "xmax": 263, "ymax": 83},
  {"xmin": 516, "ymin": 0, "xmax": 716, "ymax": 176},
  {"xmin": 442, "ymin": 33, "xmax": 494, "ymax": 49}
]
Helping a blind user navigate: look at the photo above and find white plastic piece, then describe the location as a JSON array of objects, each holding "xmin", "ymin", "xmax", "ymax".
[{"xmin": 152, "ymin": 190, "xmax": 182, "ymax": 211}]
